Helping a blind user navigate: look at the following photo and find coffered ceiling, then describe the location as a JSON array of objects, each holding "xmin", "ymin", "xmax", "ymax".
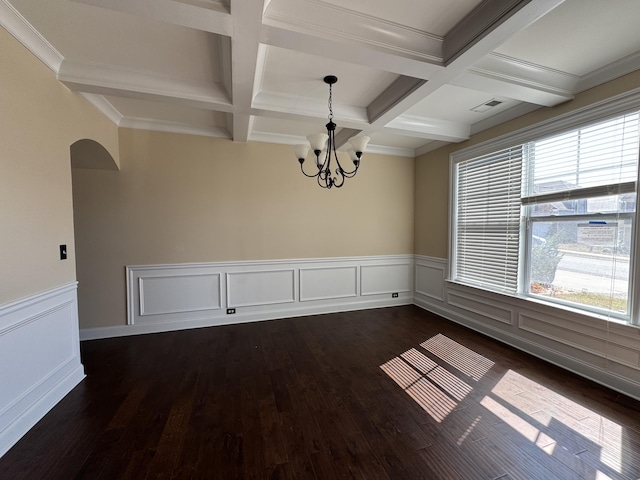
[{"xmin": 3, "ymin": 0, "xmax": 640, "ymax": 157}]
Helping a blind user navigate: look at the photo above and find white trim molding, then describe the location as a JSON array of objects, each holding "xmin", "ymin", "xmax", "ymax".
[
  {"xmin": 412, "ymin": 256, "xmax": 640, "ymax": 402},
  {"xmin": 79, "ymin": 253, "xmax": 640, "ymax": 401},
  {"xmin": 82, "ymin": 255, "xmax": 414, "ymax": 341},
  {"xmin": 0, "ymin": 0, "xmax": 64, "ymax": 73},
  {"xmin": 0, "ymin": 283, "xmax": 85, "ymax": 458}
]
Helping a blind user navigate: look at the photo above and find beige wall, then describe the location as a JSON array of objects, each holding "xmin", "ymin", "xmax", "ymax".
[
  {"xmin": 72, "ymin": 128, "xmax": 415, "ymax": 328},
  {"xmin": 414, "ymin": 70, "xmax": 640, "ymax": 258},
  {"xmin": 0, "ymin": 26, "xmax": 118, "ymax": 305}
]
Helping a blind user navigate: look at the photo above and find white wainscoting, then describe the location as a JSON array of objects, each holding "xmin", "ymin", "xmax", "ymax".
[
  {"xmin": 299, "ymin": 266, "xmax": 358, "ymax": 302},
  {"xmin": 81, "ymin": 255, "xmax": 413, "ymax": 340},
  {"xmin": 413, "ymin": 255, "xmax": 640, "ymax": 401},
  {"xmin": 227, "ymin": 269, "xmax": 295, "ymax": 308},
  {"xmin": 0, "ymin": 283, "xmax": 85, "ymax": 458},
  {"xmin": 81, "ymin": 253, "xmax": 640, "ymax": 400}
]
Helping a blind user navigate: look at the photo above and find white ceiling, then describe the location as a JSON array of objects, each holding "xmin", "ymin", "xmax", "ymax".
[{"xmin": 3, "ymin": 0, "xmax": 640, "ymax": 157}]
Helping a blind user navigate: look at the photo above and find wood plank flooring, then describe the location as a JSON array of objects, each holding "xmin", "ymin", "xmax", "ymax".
[{"xmin": 2, "ymin": 306, "xmax": 640, "ymax": 479}]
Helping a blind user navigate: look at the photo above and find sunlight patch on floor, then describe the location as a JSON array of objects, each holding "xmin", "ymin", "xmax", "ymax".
[
  {"xmin": 380, "ymin": 335, "xmax": 482, "ymax": 423},
  {"xmin": 420, "ymin": 334, "xmax": 494, "ymax": 381},
  {"xmin": 380, "ymin": 333, "xmax": 629, "ymax": 478},
  {"xmin": 380, "ymin": 357, "xmax": 457, "ymax": 422}
]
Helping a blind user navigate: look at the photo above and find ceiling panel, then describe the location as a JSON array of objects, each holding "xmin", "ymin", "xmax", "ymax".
[
  {"xmin": 4, "ymin": 0, "xmax": 640, "ymax": 157},
  {"xmin": 275, "ymin": 0, "xmax": 485, "ymax": 36},
  {"xmin": 404, "ymin": 85, "xmax": 520, "ymax": 125},
  {"xmin": 259, "ymin": 45, "xmax": 399, "ymax": 108},
  {"xmin": 10, "ymin": 0, "xmax": 225, "ymax": 83},
  {"xmin": 494, "ymin": 0, "xmax": 640, "ymax": 76},
  {"xmin": 252, "ymin": 115, "xmax": 324, "ymax": 139},
  {"xmin": 106, "ymin": 96, "xmax": 229, "ymax": 127}
]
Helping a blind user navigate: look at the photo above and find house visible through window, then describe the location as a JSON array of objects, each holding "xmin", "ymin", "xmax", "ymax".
[{"xmin": 452, "ymin": 110, "xmax": 639, "ymax": 322}]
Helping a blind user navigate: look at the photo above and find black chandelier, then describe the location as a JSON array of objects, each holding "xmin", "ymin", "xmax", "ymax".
[{"xmin": 293, "ymin": 75, "xmax": 370, "ymax": 189}]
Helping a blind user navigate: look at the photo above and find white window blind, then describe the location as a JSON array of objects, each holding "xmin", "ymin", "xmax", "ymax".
[
  {"xmin": 454, "ymin": 146, "xmax": 523, "ymax": 293},
  {"xmin": 522, "ymin": 112, "xmax": 639, "ymax": 204}
]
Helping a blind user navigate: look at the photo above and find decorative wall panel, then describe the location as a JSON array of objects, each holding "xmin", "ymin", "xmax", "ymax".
[{"xmin": 0, "ymin": 284, "xmax": 85, "ymax": 457}]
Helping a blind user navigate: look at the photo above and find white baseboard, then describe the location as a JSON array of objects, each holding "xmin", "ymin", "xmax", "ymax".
[
  {"xmin": 81, "ymin": 297, "xmax": 412, "ymax": 340},
  {"xmin": 78, "ymin": 253, "xmax": 640, "ymax": 403},
  {"xmin": 414, "ymin": 295, "xmax": 640, "ymax": 402},
  {"xmin": 0, "ymin": 283, "xmax": 85, "ymax": 458},
  {"xmin": 81, "ymin": 255, "xmax": 414, "ymax": 341}
]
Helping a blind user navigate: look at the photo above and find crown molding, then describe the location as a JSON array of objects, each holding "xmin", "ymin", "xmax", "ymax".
[
  {"xmin": 481, "ymin": 52, "xmax": 580, "ymax": 90},
  {"xmin": 385, "ymin": 114, "xmax": 470, "ymax": 143},
  {"xmin": 58, "ymin": 60, "xmax": 233, "ymax": 112},
  {"xmin": 263, "ymin": 0, "xmax": 442, "ymax": 63},
  {"xmin": 252, "ymin": 91, "xmax": 369, "ymax": 127},
  {"xmin": 80, "ymin": 94, "xmax": 123, "ymax": 126},
  {"xmin": 248, "ymin": 131, "xmax": 305, "ymax": 146},
  {"xmin": 173, "ymin": 0, "xmax": 229, "ymax": 14},
  {"xmin": 0, "ymin": 0, "xmax": 64, "ymax": 73},
  {"xmin": 455, "ymin": 71, "xmax": 573, "ymax": 107},
  {"xmin": 248, "ymin": 131, "xmax": 415, "ymax": 157},
  {"xmin": 454, "ymin": 52, "xmax": 577, "ymax": 106},
  {"xmin": 119, "ymin": 117, "xmax": 230, "ymax": 138},
  {"xmin": 70, "ymin": 0, "xmax": 232, "ymax": 36},
  {"xmin": 576, "ymin": 50, "xmax": 640, "ymax": 93},
  {"xmin": 469, "ymin": 102, "xmax": 541, "ymax": 135},
  {"xmin": 366, "ymin": 144, "xmax": 415, "ymax": 158},
  {"xmin": 414, "ymin": 140, "xmax": 449, "ymax": 157},
  {"xmin": 261, "ymin": 25, "xmax": 443, "ymax": 81},
  {"xmin": 453, "ymin": 87, "xmax": 640, "ymax": 163}
]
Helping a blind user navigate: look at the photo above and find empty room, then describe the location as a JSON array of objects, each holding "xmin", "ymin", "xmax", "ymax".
[{"xmin": 2, "ymin": 0, "xmax": 640, "ymax": 478}]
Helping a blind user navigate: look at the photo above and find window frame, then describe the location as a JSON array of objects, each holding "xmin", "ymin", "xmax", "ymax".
[
  {"xmin": 523, "ymin": 212, "xmax": 635, "ymax": 321},
  {"xmin": 449, "ymin": 91, "xmax": 640, "ymax": 326}
]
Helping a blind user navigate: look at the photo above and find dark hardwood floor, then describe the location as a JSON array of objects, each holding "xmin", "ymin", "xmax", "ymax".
[{"xmin": 2, "ymin": 306, "xmax": 640, "ymax": 479}]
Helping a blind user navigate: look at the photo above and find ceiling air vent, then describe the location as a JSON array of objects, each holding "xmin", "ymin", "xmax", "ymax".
[{"xmin": 471, "ymin": 99, "xmax": 503, "ymax": 113}]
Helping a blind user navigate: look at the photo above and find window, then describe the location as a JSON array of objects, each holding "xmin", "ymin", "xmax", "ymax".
[
  {"xmin": 453, "ymin": 146, "xmax": 522, "ymax": 294},
  {"xmin": 452, "ymin": 110, "xmax": 639, "ymax": 321}
]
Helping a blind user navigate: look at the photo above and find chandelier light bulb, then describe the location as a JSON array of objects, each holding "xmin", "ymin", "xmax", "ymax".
[
  {"xmin": 348, "ymin": 135, "xmax": 370, "ymax": 156},
  {"xmin": 307, "ymin": 133, "xmax": 328, "ymax": 153},
  {"xmin": 294, "ymin": 144, "xmax": 310, "ymax": 162},
  {"xmin": 292, "ymin": 75, "xmax": 368, "ymax": 189}
]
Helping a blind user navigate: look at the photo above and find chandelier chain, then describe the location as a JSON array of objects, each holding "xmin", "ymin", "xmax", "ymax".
[
  {"xmin": 294, "ymin": 75, "xmax": 369, "ymax": 188},
  {"xmin": 328, "ymin": 83, "xmax": 334, "ymax": 122}
]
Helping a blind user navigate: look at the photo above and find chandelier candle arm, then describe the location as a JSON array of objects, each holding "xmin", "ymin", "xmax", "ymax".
[{"xmin": 292, "ymin": 75, "xmax": 370, "ymax": 189}]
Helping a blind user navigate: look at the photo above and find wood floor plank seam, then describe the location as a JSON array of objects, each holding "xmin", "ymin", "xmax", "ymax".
[{"xmin": 2, "ymin": 306, "xmax": 640, "ymax": 479}]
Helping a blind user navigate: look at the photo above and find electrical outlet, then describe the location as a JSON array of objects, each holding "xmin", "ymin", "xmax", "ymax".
[
  {"xmin": 226, "ymin": 308, "xmax": 236, "ymax": 314},
  {"xmin": 392, "ymin": 292, "xmax": 399, "ymax": 298}
]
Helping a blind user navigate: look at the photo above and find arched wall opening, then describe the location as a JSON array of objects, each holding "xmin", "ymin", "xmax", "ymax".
[{"xmin": 70, "ymin": 139, "xmax": 119, "ymax": 329}]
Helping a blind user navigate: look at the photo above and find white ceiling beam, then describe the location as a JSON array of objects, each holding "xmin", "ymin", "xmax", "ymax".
[
  {"xmin": 262, "ymin": 0, "xmax": 443, "ymax": 66},
  {"xmin": 443, "ymin": 0, "xmax": 531, "ymax": 64},
  {"xmin": 260, "ymin": 24, "xmax": 443, "ymax": 80},
  {"xmin": 365, "ymin": 0, "xmax": 567, "ymax": 129},
  {"xmin": 252, "ymin": 91, "xmax": 368, "ymax": 126},
  {"xmin": 367, "ymin": 76, "xmax": 427, "ymax": 125},
  {"xmin": 58, "ymin": 60, "xmax": 233, "ymax": 112},
  {"xmin": 79, "ymin": 94, "xmax": 123, "ymax": 126},
  {"xmin": 384, "ymin": 115, "xmax": 470, "ymax": 143},
  {"xmin": 118, "ymin": 117, "xmax": 230, "ymax": 139},
  {"xmin": 229, "ymin": 0, "xmax": 268, "ymax": 142},
  {"xmin": 70, "ymin": 0, "xmax": 232, "ymax": 36},
  {"xmin": 451, "ymin": 71, "xmax": 572, "ymax": 107},
  {"xmin": 333, "ymin": 128, "xmax": 362, "ymax": 150},
  {"xmin": 449, "ymin": 51, "xmax": 576, "ymax": 106}
]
